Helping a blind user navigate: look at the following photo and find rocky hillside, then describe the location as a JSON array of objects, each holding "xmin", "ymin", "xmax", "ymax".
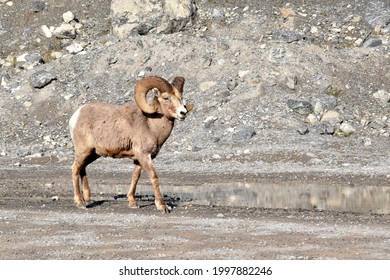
[{"xmin": 0, "ymin": 0, "xmax": 389, "ymax": 178}]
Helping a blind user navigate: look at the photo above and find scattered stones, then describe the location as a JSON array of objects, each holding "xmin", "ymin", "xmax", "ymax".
[
  {"xmin": 1, "ymin": 0, "xmax": 390, "ymax": 164},
  {"xmin": 29, "ymin": 70, "xmax": 56, "ymax": 88}
]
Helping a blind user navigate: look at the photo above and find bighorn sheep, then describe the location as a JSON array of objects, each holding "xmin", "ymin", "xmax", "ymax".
[{"xmin": 69, "ymin": 76, "xmax": 193, "ymax": 213}]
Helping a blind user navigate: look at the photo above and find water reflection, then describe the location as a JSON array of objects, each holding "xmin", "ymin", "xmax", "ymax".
[{"xmin": 94, "ymin": 182, "xmax": 390, "ymax": 214}]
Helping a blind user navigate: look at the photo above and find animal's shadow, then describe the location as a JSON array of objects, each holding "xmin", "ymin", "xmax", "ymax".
[{"xmin": 85, "ymin": 194, "xmax": 180, "ymax": 209}]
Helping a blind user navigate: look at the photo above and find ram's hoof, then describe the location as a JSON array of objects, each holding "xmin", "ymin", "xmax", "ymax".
[
  {"xmin": 75, "ymin": 199, "xmax": 86, "ymax": 209},
  {"xmin": 157, "ymin": 204, "xmax": 171, "ymax": 214},
  {"xmin": 129, "ymin": 204, "xmax": 140, "ymax": 209}
]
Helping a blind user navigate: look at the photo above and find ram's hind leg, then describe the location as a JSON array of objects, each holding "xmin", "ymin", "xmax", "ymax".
[
  {"xmin": 128, "ymin": 162, "xmax": 142, "ymax": 208},
  {"xmin": 72, "ymin": 160, "xmax": 85, "ymax": 207},
  {"xmin": 72, "ymin": 150, "xmax": 99, "ymax": 207}
]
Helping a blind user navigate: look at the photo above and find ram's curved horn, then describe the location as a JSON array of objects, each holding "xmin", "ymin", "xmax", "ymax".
[
  {"xmin": 134, "ymin": 76, "xmax": 173, "ymax": 114},
  {"xmin": 171, "ymin": 76, "xmax": 185, "ymax": 99}
]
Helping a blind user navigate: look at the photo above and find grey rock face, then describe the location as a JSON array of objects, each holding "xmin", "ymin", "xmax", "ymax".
[{"xmin": 111, "ymin": 0, "xmax": 197, "ymax": 38}]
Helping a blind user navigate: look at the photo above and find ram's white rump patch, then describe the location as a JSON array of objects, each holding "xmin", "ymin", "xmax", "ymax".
[{"xmin": 69, "ymin": 105, "xmax": 84, "ymax": 140}]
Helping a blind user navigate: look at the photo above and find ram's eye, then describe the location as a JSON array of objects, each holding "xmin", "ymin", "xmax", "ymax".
[{"xmin": 163, "ymin": 96, "xmax": 169, "ymax": 101}]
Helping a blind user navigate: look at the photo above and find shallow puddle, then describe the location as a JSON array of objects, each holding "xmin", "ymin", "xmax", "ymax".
[{"xmin": 94, "ymin": 182, "xmax": 390, "ymax": 214}]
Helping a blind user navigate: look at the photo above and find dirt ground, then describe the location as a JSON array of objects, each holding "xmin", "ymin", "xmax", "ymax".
[{"xmin": 1, "ymin": 157, "xmax": 390, "ymax": 260}]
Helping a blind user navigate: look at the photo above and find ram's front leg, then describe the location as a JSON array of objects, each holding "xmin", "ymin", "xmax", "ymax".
[{"xmin": 139, "ymin": 154, "xmax": 169, "ymax": 214}]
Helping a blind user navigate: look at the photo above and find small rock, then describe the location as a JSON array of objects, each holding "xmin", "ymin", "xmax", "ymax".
[
  {"xmin": 191, "ymin": 146, "xmax": 201, "ymax": 152},
  {"xmin": 108, "ymin": 56, "xmax": 118, "ymax": 65},
  {"xmin": 360, "ymin": 137, "xmax": 372, "ymax": 146},
  {"xmin": 373, "ymin": 89, "xmax": 390, "ymax": 104},
  {"xmin": 310, "ymin": 26, "xmax": 319, "ymax": 35},
  {"xmin": 354, "ymin": 38, "xmax": 363, "ymax": 46},
  {"xmin": 233, "ymin": 125, "xmax": 256, "ymax": 141},
  {"xmin": 273, "ymin": 29, "xmax": 303, "ymax": 43},
  {"xmin": 53, "ymin": 23, "xmax": 76, "ymax": 39},
  {"xmin": 313, "ymin": 102, "xmax": 324, "ymax": 116},
  {"xmin": 51, "ymin": 196, "xmax": 59, "ymax": 201},
  {"xmin": 363, "ymin": 38, "xmax": 382, "ymax": 48},
  {"xmin": 320, "ymin": 110, "xmax": 342, "ymax": 124},
  {"xmin": 280, "ymin": 7, "xmax": 295, "ymax": 19},
  {"xmin": 369, "ymin": 119, "xmax": 386, "ymax": 130},
  {"xmin": 212, "ymin": 8, "xmax": 225, "ymax": 23},
  {"xmin": 40, "ymin": 25, "xmax": 52, "ymax": 38},
  {"xmin": 268, "ymin": 47, "xmax": 285, "ymax": 62},
  {"xmin": 323, "ymin": 85, "xmax": 342, "ymax": 97},
  {"xmin": 29, "ymin": 0, "xmax": 45, "ymax": 12},
  {"xmin": 66, "ymin": 42, "xmax": 84, "ymax": 54},
  {"xmin": 339, "ymin": 122, "xmax": 356, "ymax": 136},
  {"xmin": 297, "ymin": 126, "xmax": 309, "ymax": 135},
  {"xmin": 25, "ymin": 53, "xmax": 44, "ymax": 65},
  {"xmin": 63, "ymin": 11, "xmax": 75, "ymax": 23},
  {"xmin": 29, "ymin": 70, "xmax": 56, "ymax": 88},
  {"xmin": 285, "ymin": 75, "xmax": 298, "ymax": 90},
  {"xmin": 212, "ymin": 154, "xmax": 221, "ymax": 159},
  {"xmin": 313, "ymin": 122, "xmax": 334, "ymax": 135},
  {"xmin": 287, "ymin": 99, "xmax": 314, "ymax": 115},
  {"xmin": 203, "ymin": 116, "xmax": 217, "ymax": 128},
  {"xmin": 227, "ymin": 78, "xmax": 238, "ymax": 91},
  {"xmin": 306, "ymin": 114, "xmax": 319, "ymax": 125},
  {"xmin": 238, "ymin": 70, "xmax": 251, "ymax": 79}
]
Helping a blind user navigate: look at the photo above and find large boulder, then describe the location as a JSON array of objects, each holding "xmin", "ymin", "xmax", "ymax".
[{"xmin": 111, "ymin": 0, "xmax": 197, "ymax": 38}]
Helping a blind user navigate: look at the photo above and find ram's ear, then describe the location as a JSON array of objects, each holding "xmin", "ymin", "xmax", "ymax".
[
  {"xmin": 171, "ymin": 76, "xmax": 185, "ymax": 93},
  {"xmin": 185, "ymin": 103, "xmax": 194, "ymax": 112}
]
